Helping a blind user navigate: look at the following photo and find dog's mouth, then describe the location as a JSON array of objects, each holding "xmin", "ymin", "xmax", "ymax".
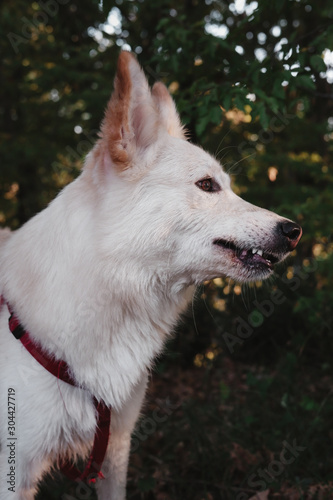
[{"xmin": 213, "ymin": 239, "xmax": 280, "ymax": 271}]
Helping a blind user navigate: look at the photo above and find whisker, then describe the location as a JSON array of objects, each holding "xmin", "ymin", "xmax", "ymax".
[
  {"xmin": 241, "ymin": 283, "xmax": 250, "ymax": 310},
  {"xmin": 226, "ymin": 153, "xmax": 256, "ymax": 175},
  {"xmin": 191, "ymin": 287, "xmax": 201, "ymax": 336},
  {"xmin": 216, "ymin": 145, "xmax": 238, "ymax": 162},
  {"xmin": 218, "ymin": 148, "xmax": 238, "ymax": 165},
  {"xmin": 214, "ymin": 129, "xmax": 232, "ymax": 157}
]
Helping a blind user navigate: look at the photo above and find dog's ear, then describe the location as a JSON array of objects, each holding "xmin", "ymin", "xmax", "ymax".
[
  {"xmin": 152, "ymin": 82, "xmax": 187, "ymax": 140},
  {"xmin": 99, "ymin": 51, "xmax": 158, "ymax": 170}
]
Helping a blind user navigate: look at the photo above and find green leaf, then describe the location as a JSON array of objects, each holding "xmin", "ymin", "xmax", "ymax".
[
  {"xmin": 300, "ymin": 396, "xmax": 319, "ymax": 411},
  {"xmin": 195, "ymin": 115, "xmax": 210, "ymax": 137},
  {"xmin": 297, "ymin": 75, "xmax": 316, "ymax": 91},
  {"xmin": 222, "ymin": 94, "xmax": 232, "ymax": 111},
  {"xmin": 234, "ymin": 94, "xmax": 246, "ymax": 111},
  {"xmin": 273, "ymin": 80, "xmax": 286, "ymax": 100},
  {"xmin": 257, "ymin": 102, "xmax": 269, "ymax": 129},
  {"xmin": 156, "ymin": 18, "xmax": 171, "ymax": 31},
  {"xmin": 310, "ymin": 54, "xmax": 327, "ymax": 73},
  {"xmin": 210, "ymin": 106, "xmax": 222, "ymax": 125}
]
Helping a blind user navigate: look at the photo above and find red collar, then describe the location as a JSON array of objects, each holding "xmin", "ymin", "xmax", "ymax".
[{"xmin": 2, "ymin": 297, "xmax": 111, "ymax": 484}]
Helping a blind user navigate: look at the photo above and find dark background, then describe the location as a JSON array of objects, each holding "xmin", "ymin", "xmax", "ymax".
[{"xmin": 1, "ymin": 0, "xmax": 332, "ymax": 498}]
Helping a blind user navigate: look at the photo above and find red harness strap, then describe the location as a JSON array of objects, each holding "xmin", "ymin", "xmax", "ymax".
[{"xmin": 3, "ymin": 298, "xmax": 111, "ymax": 484}]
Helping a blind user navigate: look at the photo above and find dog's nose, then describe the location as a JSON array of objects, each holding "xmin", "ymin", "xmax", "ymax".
[{"xmin": 279, "ymin": 220, "xmax": 302, "ymax": 249}]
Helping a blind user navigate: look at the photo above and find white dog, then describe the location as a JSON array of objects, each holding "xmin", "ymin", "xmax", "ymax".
[{"xmin": 0, "ymin": 51, "xmax": 301, "ymax": 499}]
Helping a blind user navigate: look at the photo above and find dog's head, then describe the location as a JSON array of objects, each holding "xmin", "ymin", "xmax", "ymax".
[{"xmin": 86, "ymin": 52, "xmax": 301, "ymax": 284}]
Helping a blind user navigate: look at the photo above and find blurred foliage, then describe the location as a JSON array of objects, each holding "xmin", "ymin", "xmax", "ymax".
[{"xmin": 1, "ymin": 0, "xmax": 333, "ymax": 498}]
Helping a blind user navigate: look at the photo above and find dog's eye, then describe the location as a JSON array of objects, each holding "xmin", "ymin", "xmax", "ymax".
[{"xmin": 196, "ymin": 178, "xmax": 220, "ymax": 193}]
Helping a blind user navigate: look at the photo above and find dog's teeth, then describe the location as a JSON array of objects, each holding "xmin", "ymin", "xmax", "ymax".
[
  {"xmin": 257, "ymin": 249, "xmax": 263, "ymax": 256},
  {"xmin": 251, "ymin": 248, "xmax": 258, "ymax": 254}
]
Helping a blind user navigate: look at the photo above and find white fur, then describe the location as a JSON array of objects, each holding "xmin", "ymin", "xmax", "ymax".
[{"xmin": 0, "ymin": 53, "xmax": 298, "ymax": 500}]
